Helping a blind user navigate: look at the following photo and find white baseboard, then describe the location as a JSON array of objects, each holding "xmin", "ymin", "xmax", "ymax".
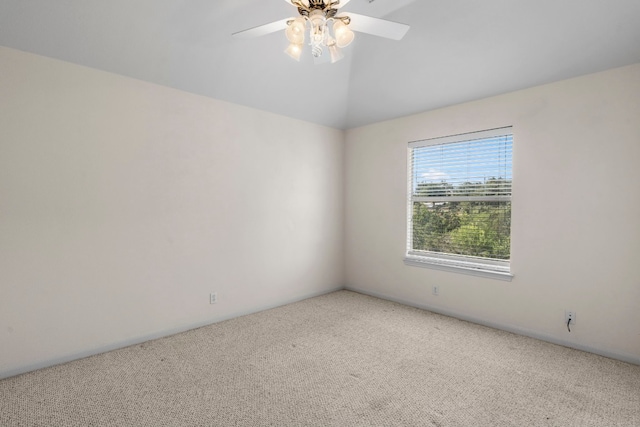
[
  {"xmin": 346, "ymin": 285, "xmax": 640, "ymax": 366},
  {"xmin": 1, "ymin": 286, "xmax": 344, "ymax": 380},
  {"xmin": 6, "ymin": 284, "xmax": 635, "ymax": 380}
]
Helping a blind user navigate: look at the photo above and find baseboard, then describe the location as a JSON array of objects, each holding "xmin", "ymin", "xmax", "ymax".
[
  {"xmin": 346, "ymin": 285, "xmax": 640, "ymax": 366},
  {"xmin": 9, "ymin": 284, "xmax": 633, "ymax": 380},
  {"xmin": 1, "ymin": 285, "xmax": 345, "ymax": 380}
]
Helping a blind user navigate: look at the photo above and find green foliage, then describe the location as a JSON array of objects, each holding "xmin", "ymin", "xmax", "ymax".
[{"xmin": 411, "ymin": 179, "xmax": 511, "ymax": 260}]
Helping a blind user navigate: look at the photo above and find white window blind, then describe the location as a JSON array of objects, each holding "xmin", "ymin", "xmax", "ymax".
[{"xmin": 405, "ymin": 127, "xmax": 513, "ymax": 280}]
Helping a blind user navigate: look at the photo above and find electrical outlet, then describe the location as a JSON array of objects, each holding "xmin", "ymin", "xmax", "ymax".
[
  {"xmin": 210, "ymin": 293, "xmax": 217, "ymax": 304},
  {"xmin": 565, "ymin": 310, "xmax": 576, "ymax": 324},
  {"xmin": 432, "ymin": 286, "xmax": 440, "ymax": 296}
]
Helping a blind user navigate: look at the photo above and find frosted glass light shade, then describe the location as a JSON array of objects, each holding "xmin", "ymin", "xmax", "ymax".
[
  {"xmin": 285, "ymin": 43, "xmax": 303, "ymax": 61},
  {"xmin": 333, "ymin": 20, "xmax": 354, "ymax": 48},
  {"xmin": 328, "ymin": 44, "xmax": 344, "ymax": 63},
  {"xmin": 286, "ymin": 18, "xmax": 306, "ymax": 44}
]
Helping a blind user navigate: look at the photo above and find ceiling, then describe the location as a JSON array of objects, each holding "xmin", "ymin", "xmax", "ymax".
[{"xmin": 1, "ymin": 0, "xmax": 639, "ymax": 129}]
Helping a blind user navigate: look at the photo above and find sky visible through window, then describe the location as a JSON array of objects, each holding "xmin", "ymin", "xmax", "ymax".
[{"xmin": 412, "ymin": 135, "xmax": 513, "ymax": 196}]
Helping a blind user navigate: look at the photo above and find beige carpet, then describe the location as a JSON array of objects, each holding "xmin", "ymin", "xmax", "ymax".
[{"xmin": 1, "ymin": 290, "xmax": 639, "ymax": 426}]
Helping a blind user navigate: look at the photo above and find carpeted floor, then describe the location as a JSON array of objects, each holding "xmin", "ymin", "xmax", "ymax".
[{"xmin": 1, "ymin": 290, "xmax": 639, "ymax": 426}]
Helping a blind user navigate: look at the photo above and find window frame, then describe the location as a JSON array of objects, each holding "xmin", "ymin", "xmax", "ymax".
[{"xmin": 404, "ymin": 127, "xmax": 514, "ymax": 281}]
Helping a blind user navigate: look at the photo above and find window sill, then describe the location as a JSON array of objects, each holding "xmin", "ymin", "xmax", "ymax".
[{"xmin": 403, "ymin": 256, "xmax": 513, "ymax": 282}]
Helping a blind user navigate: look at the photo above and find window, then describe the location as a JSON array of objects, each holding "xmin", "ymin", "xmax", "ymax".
[{"xmin": 404, "ymin": 127, "xmax": 513, "ymax": 280}]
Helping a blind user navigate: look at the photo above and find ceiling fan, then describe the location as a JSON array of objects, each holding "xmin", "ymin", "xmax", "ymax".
[{"xmin": 232, "ymin": 0, "xmax": 410, "ymax": 64}]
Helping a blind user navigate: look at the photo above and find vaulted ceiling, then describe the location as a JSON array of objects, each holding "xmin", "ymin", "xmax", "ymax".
[{"xmin": 1, "ymin": 0, "xmax": 639, "ymax": 129}]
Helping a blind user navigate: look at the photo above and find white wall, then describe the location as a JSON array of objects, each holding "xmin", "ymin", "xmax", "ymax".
[
  {"xmin": 0, "ymin": 47, "xmax": 345, "ymax": 378},
  {"xmin": 1, "ymin": 46, "xmax": 638, "ymax": 378},
  {"xmin": 345, "ymin": 63, "xmax": 640, "ymax": 363}
]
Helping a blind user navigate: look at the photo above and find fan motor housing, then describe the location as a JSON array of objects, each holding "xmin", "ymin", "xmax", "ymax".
[{"xmin": 298, "ymin": 1, "xmax": 338, "ymax": 18}]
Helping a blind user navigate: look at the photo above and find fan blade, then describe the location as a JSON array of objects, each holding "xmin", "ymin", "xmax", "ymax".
[
  {"xmin": 342, "ymin": 12, "xmax": 409, "ymax": 40},
  {"xmin": 232, "ymin": 18, "xmax": 290, "ymax": 39}
]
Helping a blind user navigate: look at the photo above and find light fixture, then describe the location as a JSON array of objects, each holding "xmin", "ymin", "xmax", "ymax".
[
  {"xmin": 233, "ymin": 0, "xmax": 410, "ymax": 66},
  {"xmin": 283, "ymin": 6, "xmax": 354, "ymax": 63},
  {"xmin": 333, "ymin": 20, "xmax": 354, "ymax": 48},
  {"xmin": 285, "ymin": 17, "xmax": 306, "ymax": 44},
  {"xmin": 327, "ymin": 39, "xmax": 344, "ymax": 63},
  {"xmin": 285, "ymin": 42, "xmax": 303, "ymax": 61}
]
